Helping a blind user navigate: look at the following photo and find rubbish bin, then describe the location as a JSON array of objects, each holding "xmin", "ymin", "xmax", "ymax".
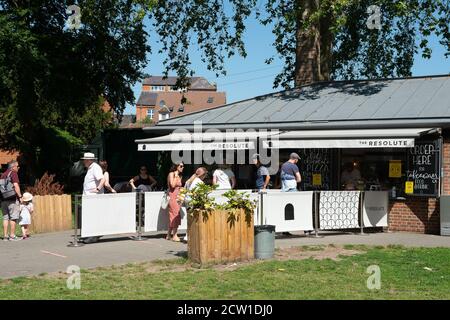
[
  {"xmin": 254, "ymin": 225, "xmax": 275, "ymax": 259},
  {"xmin": 440, "ymin": 196, "xmax": 450, "ymax": 236}
]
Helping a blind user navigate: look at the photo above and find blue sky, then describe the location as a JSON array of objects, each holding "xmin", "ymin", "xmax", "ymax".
[{"xmin": 125, "ymin": 13, "xmax": 449, "ymax": 114}]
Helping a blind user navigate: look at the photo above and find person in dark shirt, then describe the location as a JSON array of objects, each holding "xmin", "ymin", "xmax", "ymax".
[
  {"xmin": 252, "ymin": 154, "xmax": 270, "ymax": 191},
  {"xmin": 280, "ymin": 153, "xmax": 303, "ymax": 237},
  {"xmin": 129, "ymin": 166, "xmax": 157, "ymax": 192},
  {"xmin": 1, "ymin": 160, "xmax": 22, "ymax": 241},
  {"xmin": 280, "ymin": 153, "xmax": 302, "ymax": 192}
]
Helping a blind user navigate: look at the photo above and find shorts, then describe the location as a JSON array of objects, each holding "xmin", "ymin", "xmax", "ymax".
[
  {"xmin": 1, "ymin": 200, "xmax": 20, "ymax": 221},
  {"xmin": 281, "ymin": 179, "xmax": 298, "ymax": 192}
]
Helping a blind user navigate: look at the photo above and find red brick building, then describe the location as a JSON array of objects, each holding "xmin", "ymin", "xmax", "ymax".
[
  {"xmin": 135, "ymin": 76, "xmax": 226, "ymax": 123},
  {"xmin": 0, "ymin": 150, "xmax": 18, "ymax": 168}
]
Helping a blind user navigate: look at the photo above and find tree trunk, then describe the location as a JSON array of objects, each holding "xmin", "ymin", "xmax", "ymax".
[{"xmin": 295, "ymin": 0, "xmax": 333, "ymax": 87}]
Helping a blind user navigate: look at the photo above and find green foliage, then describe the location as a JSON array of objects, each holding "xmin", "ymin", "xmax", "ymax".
[
  {"xmin": 137, "ymin": 117, "xmax": 155, "ymax": 126},
  {"xmin": 182, "ymin": 184, "xmax": 218, "ymax": 222},
  {"xmin": 1, "ymin": 246, "xmax": 450, "ymax": 299},
  {"xmin": 219, "ymin": 189, "xmax": 257, "ymax": 227},
  {"xmin": 183, "ymin": 186, "xmax": 256, "ymax": 227},
  {"xmin": 138, "ymin": 0, "xmax": 449, "ymax": 89},
  {"xmin": 0, "ymin": 0, "xmax": 150, "ymax": 181},
  {"xmin": 142, "ymin": 0, "xmax": 259, "ymax": 88},
  {"xmin": 261, "ymin": 0, "xmax": 450, "ymax": 86}
]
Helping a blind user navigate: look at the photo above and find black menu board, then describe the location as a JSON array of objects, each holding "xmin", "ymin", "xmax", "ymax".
[
  {"xmin": 406, "ymin": 140, "xmax": 440, "ymax": 196},
  {"xmin": 297, "ymin": 149, "xmax": 332, "ymax": 190}
]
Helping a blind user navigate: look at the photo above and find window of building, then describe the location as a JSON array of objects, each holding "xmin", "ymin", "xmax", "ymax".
[
  {"xmin": 151, "ymin": 86, "xmax": 164, "ymax": 91},
  {"xmin": 147, "ymin": 109, "xmax": 154, "ymax": 119},
  {"xmin": 207, "ymin": 97, "xmax": 214, "ymax": 103},
  {"xmin": 159, "ymin": 100, "xmax": 166, "ymax": 108}
]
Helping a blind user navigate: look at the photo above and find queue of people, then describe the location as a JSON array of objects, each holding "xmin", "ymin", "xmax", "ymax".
[{"xmin": 0, "ymin": 151, "xmax": 305, "ymax": 242}]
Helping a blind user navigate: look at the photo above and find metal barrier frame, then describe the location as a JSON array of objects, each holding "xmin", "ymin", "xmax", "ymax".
[
  {"xmin": 68, "ymin": 192, "xmax": 144, "ymax": 247},
  {"xmin": 68, "ymin": 194, "xmax": 83, "ymax": 247},
  {"xmin": 68, "ymin": 189, "xmax": 385, "ymax": 247},
  {"xmin": 131, "ymin": 192, "xmax": 145, "ymax": 241}
]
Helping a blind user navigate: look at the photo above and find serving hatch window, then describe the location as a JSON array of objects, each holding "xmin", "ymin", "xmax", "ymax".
[{"xmin": 339, "ymin": 137, "xmax": 441, "ymax": 198}]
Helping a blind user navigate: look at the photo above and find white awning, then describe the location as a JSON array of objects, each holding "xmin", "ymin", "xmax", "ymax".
[
  {"xmin": 136, "ymin": 131, "xmax": 278, "ymax": 151},
  {"xmin": 263, "ymin": 128, "xmax": 434, "ymax": 149}
]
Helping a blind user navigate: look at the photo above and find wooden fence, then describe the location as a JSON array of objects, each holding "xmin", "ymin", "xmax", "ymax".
[
  {"xmin": 31, "ymin": 195, "xmax": 72, "ymax": 234},
  {"xmin": 188, "ymin": 209, "xmax": 254, "ymax": 264}
]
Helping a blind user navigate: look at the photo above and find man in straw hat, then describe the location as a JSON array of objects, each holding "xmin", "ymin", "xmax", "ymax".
[
  {"xmin": 81, "ymin": 152, "xmax": 105, "ymax": 195},
  {"xmin": 80, "ymin": 152, "xmax": 105, "ymax": 244}
]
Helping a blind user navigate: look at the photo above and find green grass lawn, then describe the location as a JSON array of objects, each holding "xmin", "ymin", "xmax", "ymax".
[
  {"xmin": 0, "ymin": 245, "xmax": 449, "ymax": 300},
  {"xmin": 0, "ymin": 208, "xmax": 22, "ymax": 236}
]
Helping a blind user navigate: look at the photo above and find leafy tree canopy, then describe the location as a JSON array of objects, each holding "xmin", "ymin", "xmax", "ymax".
[
  {"xmin": 0, "ymin": 0, "xmax": 150, "ymax": 180},
  {"xmin": 143, "ymin": 0, "xmax": 449, "ymax": 88}
]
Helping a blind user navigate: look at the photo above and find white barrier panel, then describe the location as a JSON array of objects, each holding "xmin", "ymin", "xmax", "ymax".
[
  {"xmin": 261, "ymin": 192, "xmax": 314, "ymax": 232},
  {"xmin": 319, "ymin": 191, "xmax": 360, "ymax": 230},
  {"xmin": 363, "ymin": 191, "xmax": 389, "ymax": 227},
  {"xmin": 144, "ymin": 192, "xmax": 187, "ymax": 232},
  {"xmin": 81, "ymin": 193, "xmax": 136, "ymax": 237},
  {"xmin": 144, "ymin": 190, "xmax": 260, "ymax": 232}
]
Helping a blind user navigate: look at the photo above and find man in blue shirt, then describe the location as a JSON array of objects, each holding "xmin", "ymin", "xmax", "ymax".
[
  {"xmin": 280, "ymin": 153, "xmax": 302, "ymax": 192},
  {"xmin": 252, "ymin": 154, "xmax": 271, "ymax": 191}
]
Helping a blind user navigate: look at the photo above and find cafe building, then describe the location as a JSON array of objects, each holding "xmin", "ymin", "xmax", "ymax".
[{"xmin": 137, "ymin": 74, "xmax": 450, "ymax": 235}]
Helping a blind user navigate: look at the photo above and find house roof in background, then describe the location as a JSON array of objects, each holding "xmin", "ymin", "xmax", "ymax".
[
  {"xmin": 136, "ymin": 92, "xmax": 158, "ymax": 106},
  {"xmin": 142, "ymin": 76, "xmax": 216, "ymax": 90},
  {"xmin": 146, "ymin": 74, "xmax": 450, "ymax": 131}
]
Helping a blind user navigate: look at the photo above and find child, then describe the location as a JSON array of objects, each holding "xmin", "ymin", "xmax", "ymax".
[{"xmin": 19, "ymin": 192, "xmax": 34, "ymax": 239}]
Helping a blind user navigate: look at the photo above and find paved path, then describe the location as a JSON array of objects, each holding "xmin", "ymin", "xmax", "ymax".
[{"xmin": 0, "ymin": 230, "xmax": 449, "ymax": 279}]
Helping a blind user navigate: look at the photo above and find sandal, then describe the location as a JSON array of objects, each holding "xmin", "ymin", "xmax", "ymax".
[{"xmin": 172, "ymin": 236, "xmax": 181, "ymax": 242}]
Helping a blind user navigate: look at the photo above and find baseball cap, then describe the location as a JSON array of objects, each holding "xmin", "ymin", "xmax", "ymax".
[{"xmin": 290, "ymin": 152, "xmax": 300, "ymax": 160}]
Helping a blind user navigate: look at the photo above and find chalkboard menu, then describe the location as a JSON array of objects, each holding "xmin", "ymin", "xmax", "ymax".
[
  {"xmin": 406, "ymin": 140, "xmax": 441, "ymax": 196},
  {"xmin": 298, "ymin": 149, "xmax": 332, "ymax": 191}
]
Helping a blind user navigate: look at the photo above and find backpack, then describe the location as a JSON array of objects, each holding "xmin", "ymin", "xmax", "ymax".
[{"xmin": 0, "ymin": 171, "xmax": 16, "ymax": 200}]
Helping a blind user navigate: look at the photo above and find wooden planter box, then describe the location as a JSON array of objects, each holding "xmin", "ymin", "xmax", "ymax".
[
  {"xmin": 31, "ymin": 195, "xmax": 72, "ymax": 234},
  {"xmin": 188, "ymin": 209, "xmax": 254, "ymax": 264}
]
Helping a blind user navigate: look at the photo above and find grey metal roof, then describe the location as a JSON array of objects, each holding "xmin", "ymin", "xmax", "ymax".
[
  {"xmin": 148, "ymin": 74, "xmax": 450, "ymax": 131},
  {"xmin": 143, "ymin": 76, "xmax": 216, "ymax": 90},
  {"xmin": 136, "ymin": 92, "xmax": 157, "ymax": 106}
]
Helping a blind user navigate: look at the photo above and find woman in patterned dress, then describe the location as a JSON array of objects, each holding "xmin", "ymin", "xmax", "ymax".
[{"xmin": 166, "ymin": 162, "xmax": 184, "ymax": 241}]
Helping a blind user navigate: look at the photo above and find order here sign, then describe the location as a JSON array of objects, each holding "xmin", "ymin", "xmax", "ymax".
[{"xmin": 406, "ymin": 139, "xmax": 441, "ymax": 196}]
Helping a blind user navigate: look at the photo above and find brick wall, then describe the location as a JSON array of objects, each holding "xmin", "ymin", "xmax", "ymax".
[
  {"xmin": 136, "ymin": 90, "xmax": 226, "ymax": 122},
  {"xmin": 0, "ymin": 150, "xmax": 18, "ymax": 167},
  {"xmin": 388, "ymin": 197, "xmax": 440, "ymax": 234},
  {"xmin": 388, "ymin": 133, "xmax": 450, "ymax": 234}
]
